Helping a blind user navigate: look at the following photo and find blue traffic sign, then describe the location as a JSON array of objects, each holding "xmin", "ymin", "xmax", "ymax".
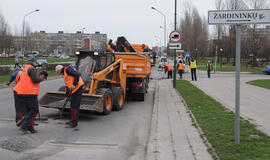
[{"xmin": 185, "ymin": 52, "xmax": 191, "ymax": 58}]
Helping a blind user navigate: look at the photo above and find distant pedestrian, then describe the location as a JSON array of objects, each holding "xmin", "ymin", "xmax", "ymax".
[
  {"xmin": 206, "ymin": 60, "xmax": 213, "ymax": 78},
  {"xmin": 165, "ymin": 64, "xmax": 173, "ymax": 79},
  {"xmin": 177, "ymin": 60, "xmax": 184, "ymax": 79},
  {"xmin": 14, "ymin": 56, "xmax": 21, "ymax": 69},
  {"xmin": 6, "ymin": 69, "xmax": 25, "ymax": 125},
  {"xmin": 189, "ymin": 57, "xmax": 197, "ymax": 81}
]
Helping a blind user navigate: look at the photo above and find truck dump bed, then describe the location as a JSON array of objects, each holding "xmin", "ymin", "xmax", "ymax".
[{"xmin": 114, "ymin": 52, "xmax": 151, "ymax": 79}]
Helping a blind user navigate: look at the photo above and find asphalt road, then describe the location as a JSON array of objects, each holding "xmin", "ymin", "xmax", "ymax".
[{"xmin": 0, "ymin": 68, "xmax": 161, "ymax": 160}]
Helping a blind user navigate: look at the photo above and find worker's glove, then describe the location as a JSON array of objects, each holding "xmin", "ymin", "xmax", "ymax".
[
  {"xmin": 6, "ymin": 82, "xmax": 11, "ymax": 86},
  {"xmin": 70, "ymin": 85, "xmax": 76, "ymax": 91}
]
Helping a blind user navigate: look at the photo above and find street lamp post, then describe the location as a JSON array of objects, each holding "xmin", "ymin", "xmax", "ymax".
[
  {"xmin": 22, "ymin": 9, "xmax": 40, "ymax": 66},
  {"xmin": 151, "ymin": 7, "xmax": 166, "ymax": 48}
]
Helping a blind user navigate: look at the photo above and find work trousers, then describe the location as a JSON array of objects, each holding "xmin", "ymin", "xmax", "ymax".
[
  {"xmin": 20, "ymin": 95, "xmax": 39, "ymax": 130},
  {"xmin": 167, "ymin": 70, "xmax": 172, "ymax": 79},
  {"xmin": 13, "ymin": 91, "xmax": 24, "ymax": 123},
  {"xmin": 191, "ymin": 68, "xmax": 197, "ymax": 81},
  {"xmin": 70, "ymin": 87, "xmax": 82, "ymax": 125},
  {"xmin": 178, "ymin": 70, "xmax": 184, "ymax": 79},
  {"xmin": 207, "ymin": 70, "xmax": 211, "ymax": 78}
]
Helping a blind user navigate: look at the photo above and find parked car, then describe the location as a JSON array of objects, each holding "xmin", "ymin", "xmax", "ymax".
[
  {"xmin": 36, "ymin": 59, "xmax": 48, "ymax": 67},
  {"xmin": 158, "ymin": 56, "xmax": 168, "ymax": 70},
  {"xmin": 263, "ymin": 65, "xmax": 270, "ymax": 74}
]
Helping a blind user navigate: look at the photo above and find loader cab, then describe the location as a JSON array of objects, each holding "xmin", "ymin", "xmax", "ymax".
[{"xmin": 75, "ymin": 50, "xmax": 115, "ymax": 87}]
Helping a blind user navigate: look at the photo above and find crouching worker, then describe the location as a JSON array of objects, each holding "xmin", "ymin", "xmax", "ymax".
[
  {"xmin": 14, "ymin": 57, "xmax": 47, "ymax": 134},
  {"xmin": 55, "ymin": 65, "xmax": 84, "ymax": 128}
]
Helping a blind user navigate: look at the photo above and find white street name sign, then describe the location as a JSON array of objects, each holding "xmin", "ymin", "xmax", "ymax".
[
  {"xmin": 169, "ymin": 43, "xmax": 181, "ymax": 50},
  {"xmin": 208, "ymin": 9, "xmax": 270, "ymax": 24}
]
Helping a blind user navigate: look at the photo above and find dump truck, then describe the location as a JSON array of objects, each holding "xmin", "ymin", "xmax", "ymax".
[{"xmin": 39, "ymin": 50, "xmax": 151, "ymax": 115}]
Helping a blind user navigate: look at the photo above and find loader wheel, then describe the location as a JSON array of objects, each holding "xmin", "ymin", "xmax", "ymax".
[
  {"xmin": 112, "ymin": 87, "xmax": 125, "ymax": 111},
  {"xmin": 58, "ymin": 86, "xmax": 66, "ymax": 92},
  {"xmin": 97, "ymin": 88, "xmax": 113, "ymax": 115}
]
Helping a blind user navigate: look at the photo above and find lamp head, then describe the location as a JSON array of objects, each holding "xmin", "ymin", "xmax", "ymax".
[{"xmin": 151, "ymin": 7, "xmax": 156, "ymax": 10}]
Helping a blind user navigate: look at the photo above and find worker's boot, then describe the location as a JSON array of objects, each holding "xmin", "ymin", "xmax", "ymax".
[
  {"xmin": 69, "ymin": 120, "xmax": 77, "ymax": 128},
  {"xmin": 28, "ymin": 126, "xmax": 38, "ymax": 134}
]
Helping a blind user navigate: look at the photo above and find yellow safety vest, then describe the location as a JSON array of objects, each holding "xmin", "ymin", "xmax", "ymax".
[{"xmin": 190, "ymin": 60, "xmax": 197, "ymax": 69}]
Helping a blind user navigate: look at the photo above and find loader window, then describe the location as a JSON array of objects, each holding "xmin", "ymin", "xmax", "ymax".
[
  {"xmin": 77, "ymin": 56, "xmax": 96, "ymax": 87},
  {"xmin": 100, "ymin": 56, "xmax": 106, "ymax": 68}
]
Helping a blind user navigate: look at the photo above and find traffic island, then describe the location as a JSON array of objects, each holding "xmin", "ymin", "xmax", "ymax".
[
  {"xmin": 176, "ymin": 80, "xmax": 270, "ymax": 160},
  {"xmin": 247, "ymin": 79, "xmax": 270, "ymax": 90}
]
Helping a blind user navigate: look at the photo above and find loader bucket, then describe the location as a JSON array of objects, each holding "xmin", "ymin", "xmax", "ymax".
[{"xmin": 39, "ymin": 91, "xmax": 104, "ymax": 113}]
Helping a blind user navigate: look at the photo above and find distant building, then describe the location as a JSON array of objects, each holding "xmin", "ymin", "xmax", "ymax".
[
  {"xmin": 12, "ymin": 31, "xmax": 107, "ymax": 56},
  {"xmin": 40, "ymin": 31, "xmax": 107, "ymax": 55}
]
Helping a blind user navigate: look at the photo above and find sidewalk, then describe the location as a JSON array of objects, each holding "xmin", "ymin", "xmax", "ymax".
[{"xmin": 146, "ymin": 79, "xmax": 213, "ymax": 160}]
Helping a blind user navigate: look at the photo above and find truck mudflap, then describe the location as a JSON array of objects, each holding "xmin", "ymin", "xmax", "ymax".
[{"xmin": 39, "ymin": 91, "xmax": 104, "ymax": 113}]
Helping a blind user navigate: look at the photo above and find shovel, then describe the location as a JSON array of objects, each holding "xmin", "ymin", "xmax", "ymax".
[{"xmin": 59, "ymin": 90, "xmax": 72, "ymax": 118}]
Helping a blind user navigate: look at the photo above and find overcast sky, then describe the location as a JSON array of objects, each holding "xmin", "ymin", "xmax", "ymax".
[{"xmin": 0, "ymin": 0, "xmax": 215, "ymax": 47}]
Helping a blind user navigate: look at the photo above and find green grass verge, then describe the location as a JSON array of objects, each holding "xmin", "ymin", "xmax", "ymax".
[
  {"xmin": 0, "ymin": 69, "xmax": 58, "ymax": 84},
  {"xmin": 0, "ymin": 72, "xmax": 11, "ymax": 83},
  {"xmin": 176, "ymin": 80, "xmax": 270, "ymax": 160},
  {"xmin": 197, "ymin": 64, "xmax": 263, "ymax": 74},
  {"xmin": 0, "ymin": 57, "xmax": 75, "ymax": 65},
  {"xmin": 247, "ymin": 79, "xmax": 270, "ymax": 90}
]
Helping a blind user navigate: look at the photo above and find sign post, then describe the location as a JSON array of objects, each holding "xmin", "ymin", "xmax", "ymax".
[
  {"xmin": 169, "ymin": 30, "xmax": 181, "ymax": 88},
  {"xmin": 208, "ymin": 9, "xmax": 270, "ymax": 144}
]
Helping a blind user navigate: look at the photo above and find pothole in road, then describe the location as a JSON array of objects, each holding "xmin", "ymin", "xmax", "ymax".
[
  {"xmin": 0, "ymin": 136, "xmax": 42, "ymax": 153},
  {"xmin": 47, "ymin": 141, "xmax": 118, "ymax": 149}
]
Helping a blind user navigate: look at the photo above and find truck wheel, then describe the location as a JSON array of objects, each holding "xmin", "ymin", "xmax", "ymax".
[
  {"xmin": 112, "ymin": 87, "xmax": 125, "ymax": 111},
  {"xmin": 97, "ymin": 88, "xmax": 113, "ymax": 115},
  {"xmin": 58, "ymin": 86, "xmax": 66, "ymax": 92}
]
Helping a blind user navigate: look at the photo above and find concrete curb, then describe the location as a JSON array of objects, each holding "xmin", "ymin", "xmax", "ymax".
[{"xmin": 175, "ymin": 86, "xmax": 220, "ymax": 160}]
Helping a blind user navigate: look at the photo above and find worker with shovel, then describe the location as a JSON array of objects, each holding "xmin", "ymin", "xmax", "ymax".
[{"xmin": 55, "ymin": 65, "xmax": 84, "ymax": 128}]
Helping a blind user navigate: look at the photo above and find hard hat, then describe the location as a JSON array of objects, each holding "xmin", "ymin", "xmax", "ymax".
[
  {"xmin": 55, "ymin": 65, "xmax": 64, "ymax": 72},
  {"xmin": 28, "ymin": 56, "xmax": 36, "ymax": 62}
]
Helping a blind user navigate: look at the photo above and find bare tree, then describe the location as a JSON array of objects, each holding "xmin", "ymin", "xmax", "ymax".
[
  {"xmin": 179, "ymin": 4, "xmax": 209, "ymax": 59},
  {"xmin": 244, "ymin": 0, "xmax": 270, "ymax": 66}
]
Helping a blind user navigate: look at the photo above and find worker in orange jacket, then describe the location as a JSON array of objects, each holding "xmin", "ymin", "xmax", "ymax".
[
  {"xmin": 55, "ymin": 65, "xmax": 84, "ymax": 128},
  {"xmin": 177, "ymin": 61, "xmax": 184, "ymax": 79},
  {"xmin": 165, "ymin": 64, "xmax": 173, "ymax": 79},
  {"xmin": 14, "ymin": 57, "xmax": 47, "ymax": 133},
  {"xmin": 206, "ymin": 60, "xmax": 213, "ymax": 78}
]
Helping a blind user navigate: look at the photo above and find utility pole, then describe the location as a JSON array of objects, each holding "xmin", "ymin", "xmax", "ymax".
[{"xmin": 173, "ymin": 0, "xmax": 177, "ymax": 88}]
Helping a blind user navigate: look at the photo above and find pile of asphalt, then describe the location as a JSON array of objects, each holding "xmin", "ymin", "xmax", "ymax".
[{"xmin": 0, "ymin": 135, "xmax": 41, "ymax": 153}]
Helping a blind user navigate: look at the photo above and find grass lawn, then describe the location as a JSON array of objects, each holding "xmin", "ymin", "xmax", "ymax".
[
  {"xmin": 0, "ymin": 57, "xmax": 75, "ymax": 65},
  {"xmin": 197, "ymin": 64, "xmax": 263, "ymax": 74},
  {"xmin": 247, "ymin": 79, "xmax": 270, "ymax": 90},
  {"xmin": 0, "ymin": 72, "xmax": 11, "ymax": 83},
  {"xmin": 0, "ymin": 69, "xmax": 58, "ymax": 84},
  {"xmin": 176, "ymin": 80, "xmax": 270, "ymax": 160}
]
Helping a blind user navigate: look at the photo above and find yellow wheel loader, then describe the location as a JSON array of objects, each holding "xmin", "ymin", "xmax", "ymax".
[{"xmin": 39, "ymin": 50, "xmax": 151, "ymax": 115}]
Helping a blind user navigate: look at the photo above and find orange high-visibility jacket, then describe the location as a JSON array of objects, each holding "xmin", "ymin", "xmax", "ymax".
[
  {"xmin": 63, "ymin": 68, "xmax": 84, "ymax": 94},
  {"xmin": 14, "ymin": 65, "xmax": 40, "ymax": 95},
  {"xmin": 178, "ymin": 63, "xmax": 184, "ymax": 70},
  {"xmin": 15, "ymin": 71, "xmax": 22, "ymax": 84},
  {"xmin": 207, "ymin": 63, "xmax": 212, "ymax": 70},
  {"xmin": 166, "ymin": 64, "xmax": 173, "ymax": 71}
]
